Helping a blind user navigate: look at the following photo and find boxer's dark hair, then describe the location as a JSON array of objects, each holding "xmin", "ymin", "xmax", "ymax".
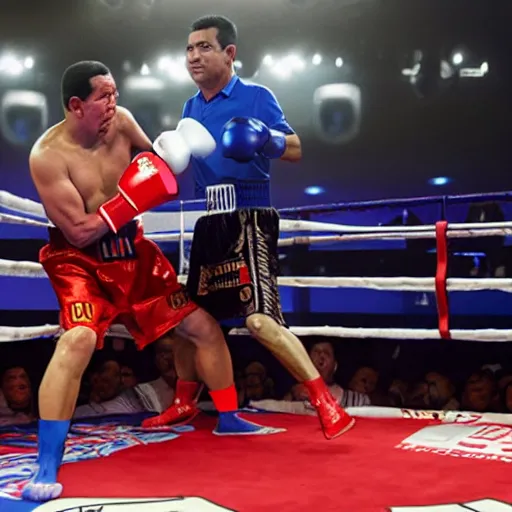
[
  {"xmin": 190, "ymin": 15, "xmax": 237, "ymax": 49},
  {"xmin": 61, "ymin": 60, "xmax": 111, "ymax": 111}
]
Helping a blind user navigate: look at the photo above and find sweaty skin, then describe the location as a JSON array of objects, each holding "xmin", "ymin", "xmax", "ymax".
[{"xmin": 30, "ymin": 84, "xmax": 152, "ymax": 248}]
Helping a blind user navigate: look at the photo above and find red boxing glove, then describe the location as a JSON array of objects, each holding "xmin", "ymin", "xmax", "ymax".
[{"xmin": 98, "ymin": 152, "xmax": 179, "ymax": 233}]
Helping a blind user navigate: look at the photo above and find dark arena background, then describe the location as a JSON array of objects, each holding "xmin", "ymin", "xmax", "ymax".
[{"xmin": 0, "ymin": 1, "xmax": 511, "ymax": 511}]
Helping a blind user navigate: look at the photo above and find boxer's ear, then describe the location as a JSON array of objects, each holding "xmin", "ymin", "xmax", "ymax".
[
  {"xmin": 68, "ymin": 96, "xmax": 83, "ymax": 117},
  {"xmin": 225, "ymin": 44, "xmax": 236, "ymax": 62}
]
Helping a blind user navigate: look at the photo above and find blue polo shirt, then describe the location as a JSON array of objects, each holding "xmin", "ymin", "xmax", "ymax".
[{"xmin": 182, "ymin": 75, "xmax": 294, "ymax": 207}]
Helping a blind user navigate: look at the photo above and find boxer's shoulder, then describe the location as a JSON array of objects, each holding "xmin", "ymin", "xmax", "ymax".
[
  {"xmin": 31, "ymin": 121, "xmax": 65, "ymax": 152},
  {"xmin": 238, "ymin": 79, "xmax": 275, "ymax": 97},
  {"xmin": 29, "ymin": 123, "xmax": 68, "ymax": 173},
  {"xmin": 115, "ymin": 106, "xmax": 137, "ymax": 134}
]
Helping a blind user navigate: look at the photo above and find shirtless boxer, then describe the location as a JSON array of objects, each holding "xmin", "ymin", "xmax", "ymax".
[
  {"xmin": 22, "ymin": 60, "xmax": 276, "ymax": 503},
  {"xmin": 142, "ymin": 16, "xmax": 354, "ymax": 440}
]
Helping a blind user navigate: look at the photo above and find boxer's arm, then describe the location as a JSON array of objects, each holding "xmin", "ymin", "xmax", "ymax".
[
  {"xmin": 29, "ymin": 151, "xmax": 109, "ymax": 248},
  {"xmin": 281, "ymin": 134, "xmax": 302, "ymax": 162},
  {"xmin": 117, "ymin": 106, "xmax": 153, "ymax": 151},
  {"xmin": 256, "ymin": 87, "xmax": 302, "ymax": 162}
]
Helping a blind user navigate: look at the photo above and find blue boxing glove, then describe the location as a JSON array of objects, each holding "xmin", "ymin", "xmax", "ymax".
[{"xmin": 221, "ymin": 117, "xmax": 286, "ymax": 162}]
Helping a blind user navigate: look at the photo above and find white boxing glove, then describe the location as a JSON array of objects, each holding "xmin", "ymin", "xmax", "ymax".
[
  {"xmin": 153, "ymin": 130, "xmax": 191, "ymax": 175},
  {"xmin": 176, "ymin": 118, "xmax": 216, "ymax": 158}
]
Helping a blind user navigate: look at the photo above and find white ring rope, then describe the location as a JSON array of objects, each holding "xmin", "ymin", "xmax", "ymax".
[
  {"xmin": 279, "ymin": 219, "xmax": 512, "ymax": 234},
  {"xmin": 120, "ymin": 228, "xmax": 512, "ymax": 245},
  {"xmin": 230, "ymin": 327, "xmax": 512, "ymax": 342},
  {"xmin": 3, "ymin": 189, "xmax": 512, "ymax": 237},
  {"xmin": 0, "ymin": 258, "xmax": 47, "ymax": 277},
  {"xmin": 1, "ymin": 324, "xmax": 511, "ymax": 343},
  {"xmin": 1, "ymin": 260, "xmax": 511, "ymax": 294},
  {"xmin": 276, "ymin": 228, "xmax": 512, "ymax": 246},
  {"xmin": 0, "ymin": 190, "xmax": 47, "ymax": 218},
  {"xmin": 0, "ymin": 213, "xmax": 50, "ymax": 228}
]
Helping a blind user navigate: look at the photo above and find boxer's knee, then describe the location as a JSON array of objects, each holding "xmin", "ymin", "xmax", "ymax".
[
  {"xmin": 54, "ymin": 326, "xmax": 97, "ymax": 377},
  {"xmin": 246, "ymin": 313, "xmax": 283, "ymax": 349},
  {"xmin": 175, "ymin": 308, "xmax": 224, "ymax": 347}
]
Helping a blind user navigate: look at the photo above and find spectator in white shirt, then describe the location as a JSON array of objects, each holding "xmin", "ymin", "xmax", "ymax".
[
  {"xmin": 74, "ymin": 359, "xmax": 145, "ymax": 418},
  {"xmin": 134, "ymin": 335, "xmax": 178, "ymax": 413}
]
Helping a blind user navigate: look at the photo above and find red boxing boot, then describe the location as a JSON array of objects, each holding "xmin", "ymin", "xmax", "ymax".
[
  {"xmin": 142, "ymin": 380, "xmax": 202, "ymax": 428},
  {"xmin": 303, "ymin": 377, "xmax": 355, "ymax": 440}
]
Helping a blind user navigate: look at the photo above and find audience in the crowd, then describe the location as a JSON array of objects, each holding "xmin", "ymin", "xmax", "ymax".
[
  {"xmin": 284, "ymin": 340, "xmax": 371, "ymax": 407},
  {"xmin": 460, "ymin": 370, "xmax": 498, "ymax": 413},
  {"xmin": 120, "ymin": 365, "xmax": 138, "ymax": 390},
  {"xmin": 135, "ymin": 335, "xmax": 178, "ymax": 413},
  {"xmin": 0, "ymin": 332, "xmax": 511, "ymax": 426},
  {"xmin": 248, "ymin": 340, "xmax": 371, "ymax": 415},
  {"xmin": 502, "ymin": 381, "xmax": 512, "ymax": 413},
  {"xmin": 74, "ymin": 358, "xmax": 146, "ymax": 418},
  {"xmin": 0, "ymin": 366, "xmax": 35, "ymax": 426},
  {"xmin": 237, "ymin": 361, "xmax": 275, "ymax": 406}
]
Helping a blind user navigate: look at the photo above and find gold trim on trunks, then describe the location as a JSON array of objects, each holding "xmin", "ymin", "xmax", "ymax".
[{"xmin": 197, "ymin": 256, "xmax": 250, "ymax": 295}]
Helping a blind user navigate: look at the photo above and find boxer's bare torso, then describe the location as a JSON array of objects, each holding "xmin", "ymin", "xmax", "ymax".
[
  {"xmin": 31, "ymin": 106, "xmax": 150, "ymax": 215},
  {"xmin": 29, "ymin": 101, "xmax": 152, "ymax": 247}
]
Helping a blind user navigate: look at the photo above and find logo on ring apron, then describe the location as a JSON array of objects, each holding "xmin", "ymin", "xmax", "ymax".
[{"xmin": 70, "ymin": 302, "xmax": 94, "ymax": 323}]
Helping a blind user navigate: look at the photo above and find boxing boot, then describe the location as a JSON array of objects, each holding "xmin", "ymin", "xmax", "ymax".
[
  {"xmin": 142, "ymin": 379, "xmax": 201, "ymax": 428},
  {"xmin": 304, "ymin": 377, "xmax": 355, "ymax": 440}
]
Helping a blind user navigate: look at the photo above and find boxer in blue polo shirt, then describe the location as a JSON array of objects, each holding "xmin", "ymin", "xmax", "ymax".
[{"xmin": 144, "ymin": 15, "xmax": 354, "ymax": 440}]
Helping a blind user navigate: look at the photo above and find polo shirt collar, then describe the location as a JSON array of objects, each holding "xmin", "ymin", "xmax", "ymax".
[{"xmin": 195, "ymin": 74, "xmax": 239, "ymax": 101}]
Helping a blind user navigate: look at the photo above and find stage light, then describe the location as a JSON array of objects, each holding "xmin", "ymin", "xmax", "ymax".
[
  {"xmin": 24, "ymin": 57, "xmax": 34, "ymax": 69},
  {"xmin": 312, "ymin": 54, "xmax": 322, "ymax": 65},
  {"xmin": 428, "ymin": 176, "xmax": 451, "ymax": 186},
  {"xmin": 304, "ymin": 186, "xmax": 325, "ymax": 195},
  {"xmin": 313, "ymin": 83, "xmax": 361, "ymax": 144},
  {"xmin": 452, "ymin": 52, "xmax": 464, "ymax": 65},
  {"xmin": 1, "ymin": 90, "xmax": 49, "ymax": 147},
  {"xmin": 335, "ymin": 57, "xmax": 343, "ymax": 68},
  {"xmin": 157, "ymin": 56, "xmax": 172, "ymax": 70},
  {"xmin": 0, "ymin": 54, "xmax": 23, "ymax": 76},
  {"xmin": 270, "ymin": 54, "xmax": 306, "ymax": 80},
  {"xmin": 262, "ymin": 55, "xmax": 273, "ymax": 66}
]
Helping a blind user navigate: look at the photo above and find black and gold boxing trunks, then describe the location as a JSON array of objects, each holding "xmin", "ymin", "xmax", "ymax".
[{"xmin": 186, "ymin": 208, "xmax": 285, "ymax": 325}]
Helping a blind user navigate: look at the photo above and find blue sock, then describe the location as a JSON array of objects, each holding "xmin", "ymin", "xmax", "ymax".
[{"xmin": 33, "ymin": 419, "xmax": 70, "ymax": 484}]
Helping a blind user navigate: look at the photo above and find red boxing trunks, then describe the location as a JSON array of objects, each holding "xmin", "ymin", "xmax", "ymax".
[
  {"xmin": 40, "ymin": 220, "xmax": 197, "ymax": 349},
  {"xmin": 187, "ymin": 208, "xmax": 285, "ymax": 325}
]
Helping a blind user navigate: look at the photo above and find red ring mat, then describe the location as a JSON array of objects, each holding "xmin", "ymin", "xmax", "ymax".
[{"xmin": 1, "ymin": 411, "xmax": 511, "ymax": 511}]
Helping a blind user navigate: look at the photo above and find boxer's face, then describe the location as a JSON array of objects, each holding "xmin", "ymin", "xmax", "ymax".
[
  {"xmin": 186, "ymin": 28, "xmax": 235, "ymax": 87},
  {"xmin": 69, "ymin": 74, "xmax": 118, "ymax": 138}
]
